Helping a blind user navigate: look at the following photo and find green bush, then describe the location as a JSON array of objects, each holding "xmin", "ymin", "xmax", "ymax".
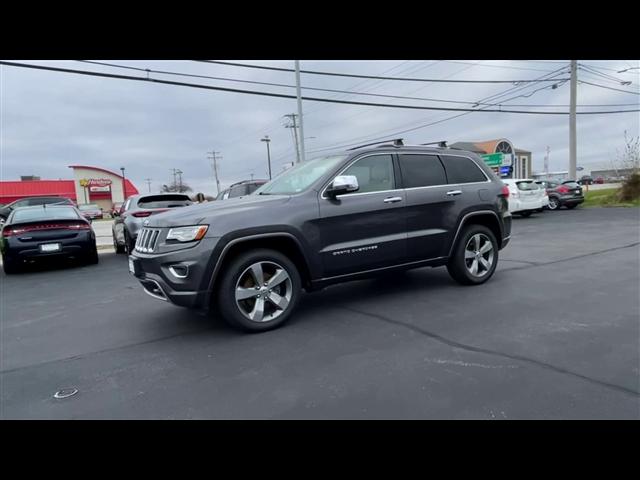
[{"xmin": 618, "ymin": 172, "xmax": 640, "ymax": 202}]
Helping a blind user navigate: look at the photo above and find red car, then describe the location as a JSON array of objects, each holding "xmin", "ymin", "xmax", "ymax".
[{"xmin": 77, "ymin": 203, "xmax": 104, "ymax": 220}]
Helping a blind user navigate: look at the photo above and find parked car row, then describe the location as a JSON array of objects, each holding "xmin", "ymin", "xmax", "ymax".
[{"xmin": 501, "ymin": 178, "xmax": 585, "ymax": 217}]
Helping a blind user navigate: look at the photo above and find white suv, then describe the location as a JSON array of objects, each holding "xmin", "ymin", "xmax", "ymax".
[{"xmin": 502, "ymin": 179, "xmax": 548, "ymax": 217}]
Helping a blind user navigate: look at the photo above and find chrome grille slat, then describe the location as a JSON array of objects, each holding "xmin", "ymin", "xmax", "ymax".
[{"xmin": 135, "ymin": 227, "xmax": 161, "ymax": 253}]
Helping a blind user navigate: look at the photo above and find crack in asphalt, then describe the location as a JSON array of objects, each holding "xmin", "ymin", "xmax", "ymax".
[
  {"xmin": 341, "ymin": 306, "xmax": 640, "ymax": 398},
  {"xmin": 0, "ymin": 327, "xmax": 213, "ymax": 375},
  {"xmin": 504, "ymin": 242, "xmax": 640, "ymax": 270}
]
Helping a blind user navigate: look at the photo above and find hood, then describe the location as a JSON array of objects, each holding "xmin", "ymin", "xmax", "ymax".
[{"xmin": 144, "ymin": 194, "xmax": 291, "ymax": 227}]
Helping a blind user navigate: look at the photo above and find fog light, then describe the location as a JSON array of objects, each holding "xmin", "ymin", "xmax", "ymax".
[{"xmin": 168, "ymin": 265, "xmax": 189, "ymax": 278}]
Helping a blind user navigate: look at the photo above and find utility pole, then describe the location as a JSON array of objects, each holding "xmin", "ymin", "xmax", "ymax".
[
  {"xmin": 295, "ymin": 60, "xmax": 306, "ymax": 163},
  {"xmin": 569, "ymin": 60, "xmax": 577, "ymax": 180},
  {"xmin": 144, "ymin": 178, "xmax": 152, "ymax": 193},
  {"xmin": 176, "ymin": 169, "xmax": 183, "ymax": 192},
  {"xmin": 207, "ymin": 151, "xmax": 221, "ymax": 196},
  {"xmin": 171, "ymin": 168, "xmax": 178, "ymax": 189},
  {"xmin": 261, "ymin": 135, "xmax": 272, "ymax": 180},
  {"xmin": 284, "ymin": 114, "xmax": 301, "ymax": 164},
  {"xmin": 544, "ymin": 146, "xmax": 550, "ymax": 178}
]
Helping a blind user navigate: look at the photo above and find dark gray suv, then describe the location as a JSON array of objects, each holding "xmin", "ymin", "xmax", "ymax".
[{"xmin": 129, "ymin": 141, "xmax": 512, "ymax": 332}]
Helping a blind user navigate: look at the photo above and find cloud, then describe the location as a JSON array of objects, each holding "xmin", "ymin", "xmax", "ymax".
[{"xmin": 1, "ymin": 60, "xmax": 638, "ymax": 195}]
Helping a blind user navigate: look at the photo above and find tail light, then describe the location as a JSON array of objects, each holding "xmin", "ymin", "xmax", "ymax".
[
  {"xmin": 557, "ymin": 185, "xmax": 570, "ymax": 194},
  {"xmin": 2, "ymin": 223, "xmax": 90, "ymax": 236},
  {"xmin": 132, "ymin": 209, "xmax": 169, "ymax": 218},
  {"xmin": 499, "ymin": 185, "xmax": 510, "ymax": 197}
]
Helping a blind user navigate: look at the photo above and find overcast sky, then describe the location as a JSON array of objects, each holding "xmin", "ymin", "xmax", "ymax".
[{"xmin": 1, "ymin": 60, "xmax": 638, "ymax": 196}]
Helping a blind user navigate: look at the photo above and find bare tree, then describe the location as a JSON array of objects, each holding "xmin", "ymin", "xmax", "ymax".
[
  {"xmin": 161, "ymin": 181, "xmax": 193, "ymax": 193},
  {"xmin": 614, "ymin": 131, "xmax": 640, "ymax": 202}
]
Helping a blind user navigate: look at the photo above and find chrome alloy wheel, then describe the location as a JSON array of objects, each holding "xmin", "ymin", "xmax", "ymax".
[
  {"xmin": 235, "ymin": 261, "xmax": 293, "ymax": 323},
  {"xmin": 464, "ymin": 233, "xmax": 495, "ymax": 278}
]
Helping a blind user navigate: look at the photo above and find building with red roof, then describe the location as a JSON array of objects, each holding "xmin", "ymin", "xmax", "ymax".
[{"xmin": 0, "ymin": 165, "xmax": 139, "ymax": 211}]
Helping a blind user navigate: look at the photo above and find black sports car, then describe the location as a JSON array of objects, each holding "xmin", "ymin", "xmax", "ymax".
[{"xmin": 1, "ymin": 205, "xmax": 98, "ymax": 274}]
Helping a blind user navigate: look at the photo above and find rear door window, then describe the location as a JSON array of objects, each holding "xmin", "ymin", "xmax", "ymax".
[
  {"xmin": 398, "ymin": 154, "xmax": 447, "ymax": 188},
  {"xmin": 440, "ymin": 155, "xmax": 488, "ymax": 184}
]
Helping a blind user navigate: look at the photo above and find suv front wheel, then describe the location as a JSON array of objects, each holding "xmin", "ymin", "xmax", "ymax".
[
  {"xmin": 447, "ymin": 225, "xmax": 499, "ymax": 285},
  {"xmin": 217, "ymin": 249, "xmax": 302, "ymax": 332}
]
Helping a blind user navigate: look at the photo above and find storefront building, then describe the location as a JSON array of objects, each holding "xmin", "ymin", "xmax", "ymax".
[
  {"xmin": 449, "ymin": 139, "xmax": 532, "ymax": 179},
  {"xmin": 0, "ymin": 165, "xmax": 138, "ymax": 210}
]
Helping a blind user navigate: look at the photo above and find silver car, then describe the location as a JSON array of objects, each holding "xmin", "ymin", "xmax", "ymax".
[{"xmin": 112, "ymin": 193, "xmax": 193, "ymax": 253}]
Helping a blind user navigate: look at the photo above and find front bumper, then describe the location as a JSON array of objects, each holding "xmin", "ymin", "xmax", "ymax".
[{"xmin": 129, "ymin": 236, "xmax": 220, "ymax": 309}]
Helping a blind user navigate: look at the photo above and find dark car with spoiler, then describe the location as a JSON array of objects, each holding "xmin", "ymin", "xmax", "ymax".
[{"xmin": 1, "ymin": 204, "xmax": 98, "ymax": 274}]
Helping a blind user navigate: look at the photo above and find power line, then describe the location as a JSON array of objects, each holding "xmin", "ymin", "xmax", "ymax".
[
  {"xmin": 578, "ymin": 64, "xmax": 632, "ymax": 84},
  {"xmin": 196, "ymin": 60, "xmax": 571, "ymax": 84},
  {"xmin": 79, "ymin": 59, "xmax": 589, "ymax": 108},
  {"xmin": 440, "ymin": 60, "xmax": 556, "ymax": 72},
  {"xmin": 578, "ymin": 80, "xmax": 640, "ymax": 95},
  {"xmin": 305, "ymin": 68, "xmax": 576, "ymax": 154},
  {"xmin": 3, "ymin": 61, "xmax": 637, "ymax": 115},
  {"xmin": 580, "ymin": 62, "xmax": 640, "ymax": 74}
]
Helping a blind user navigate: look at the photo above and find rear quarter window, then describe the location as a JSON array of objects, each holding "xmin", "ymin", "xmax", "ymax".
[{"xmin": 440, "ymin": 155, "xmax": 488, "ymax": 184}]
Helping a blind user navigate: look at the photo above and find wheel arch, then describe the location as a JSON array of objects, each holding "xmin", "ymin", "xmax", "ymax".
[
  {"xmin": 208, "ymin": 233, "xmax": 314, "ymax": 299},
  {"xmin": 448, "ymin": 210, "xmax": 504, "ymax": 257}
]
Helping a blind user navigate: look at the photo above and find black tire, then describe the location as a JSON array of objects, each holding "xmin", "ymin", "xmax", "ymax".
[
  {"xmin": 2, "ymin": 255, "xmax": 20, "ymax": 274},
  {"xmin": 217, "ymin": 248, "xmax": 302, "ymax": 332},
  {"xmin": 447, "ymin": 224, "xmax": 499, "ymax": 286},
  {"xmin": 519, "ymin": 210, "xmax": 533, "ymax": 218},
  {"xmin": 548, "ymin": 197, "xmax": 560, "ymax": 210},
  {"xmin": 124, "ymin": 230, "xmax": 135, "ymax": 254},
  {"xmin": 566, "ymin": 204, "xmax": 578, "ymax": 210},
  {"xmin": 113, "ymin": 234, "xmax": 126, "ymax": 254},
  {"xmin": 85, "ymin": 245, "xmax": 99, "ymax": 265}
]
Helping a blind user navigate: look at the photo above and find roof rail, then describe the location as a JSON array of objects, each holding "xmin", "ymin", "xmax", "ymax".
[
  {"xmin": 420, "ymin": 140, "xmax": 448, "ymax": 148},
  {"xmin": 346, "ymin": 138, "xmax": 404, "ymax": 150}
]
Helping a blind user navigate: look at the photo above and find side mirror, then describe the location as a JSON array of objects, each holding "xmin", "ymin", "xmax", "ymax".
[{"xmin": 326, "ymin": 175, "xmax": 359, "ymax": 198}]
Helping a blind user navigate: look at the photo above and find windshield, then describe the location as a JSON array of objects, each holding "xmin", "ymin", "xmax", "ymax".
[
  {"xmin": 79, "ymin": 204, "xmax": 100, "ymax": 210},
  {"xmin": 254, "ymin": 155, "xmax": 348, "ymax": 195}
]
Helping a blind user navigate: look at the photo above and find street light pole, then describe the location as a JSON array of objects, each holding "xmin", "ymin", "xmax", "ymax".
[
  {"xmin": 120, "ymin": 167, "xmax": 127, "ymax": 202},
  {"xmin": 569, "ymin": 60, "xmax": 577, "ymax": 181},
  {"xmin": 261, "ymin": 135, "xmax": 272, "ymax": 180}
]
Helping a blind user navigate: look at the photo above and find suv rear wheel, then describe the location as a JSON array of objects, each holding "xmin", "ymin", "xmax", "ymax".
[
  {"xmin": 447, "ymin": 225, "xmax": 498, "ymax": 285},
  {"xmin": 217, "ymin": 249, "xmax": 302, "ymax": 332}
]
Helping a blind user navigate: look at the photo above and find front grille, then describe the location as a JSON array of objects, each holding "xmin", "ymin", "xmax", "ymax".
[{"xmin": 135, "ymin": 228, "xmax": 161, "ymax": 253}]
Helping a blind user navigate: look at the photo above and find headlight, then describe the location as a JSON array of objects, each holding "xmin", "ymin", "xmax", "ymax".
[{"xmin": 166, "ymin": 225, "xmax": 208, "ymax": 242}]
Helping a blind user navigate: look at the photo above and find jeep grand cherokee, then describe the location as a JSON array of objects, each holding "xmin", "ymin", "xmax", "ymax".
[{"xmin": 129, "ymin": 141, "xmax": 512, "ymax": 332}]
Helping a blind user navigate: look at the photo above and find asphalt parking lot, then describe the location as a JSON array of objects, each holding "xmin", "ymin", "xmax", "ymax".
[{"xmin": 1, "ymin": 207, "xmax": 639, "ymax": 419}]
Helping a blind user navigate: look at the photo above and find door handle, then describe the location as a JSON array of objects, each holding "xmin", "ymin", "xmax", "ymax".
[
  {"xmin": 446, "ymin": 190, "xmax": 462, "ymax": 196},
  {"xmin": 383, "ymin": 196, "xmax": 403, "ymax": 203}
]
